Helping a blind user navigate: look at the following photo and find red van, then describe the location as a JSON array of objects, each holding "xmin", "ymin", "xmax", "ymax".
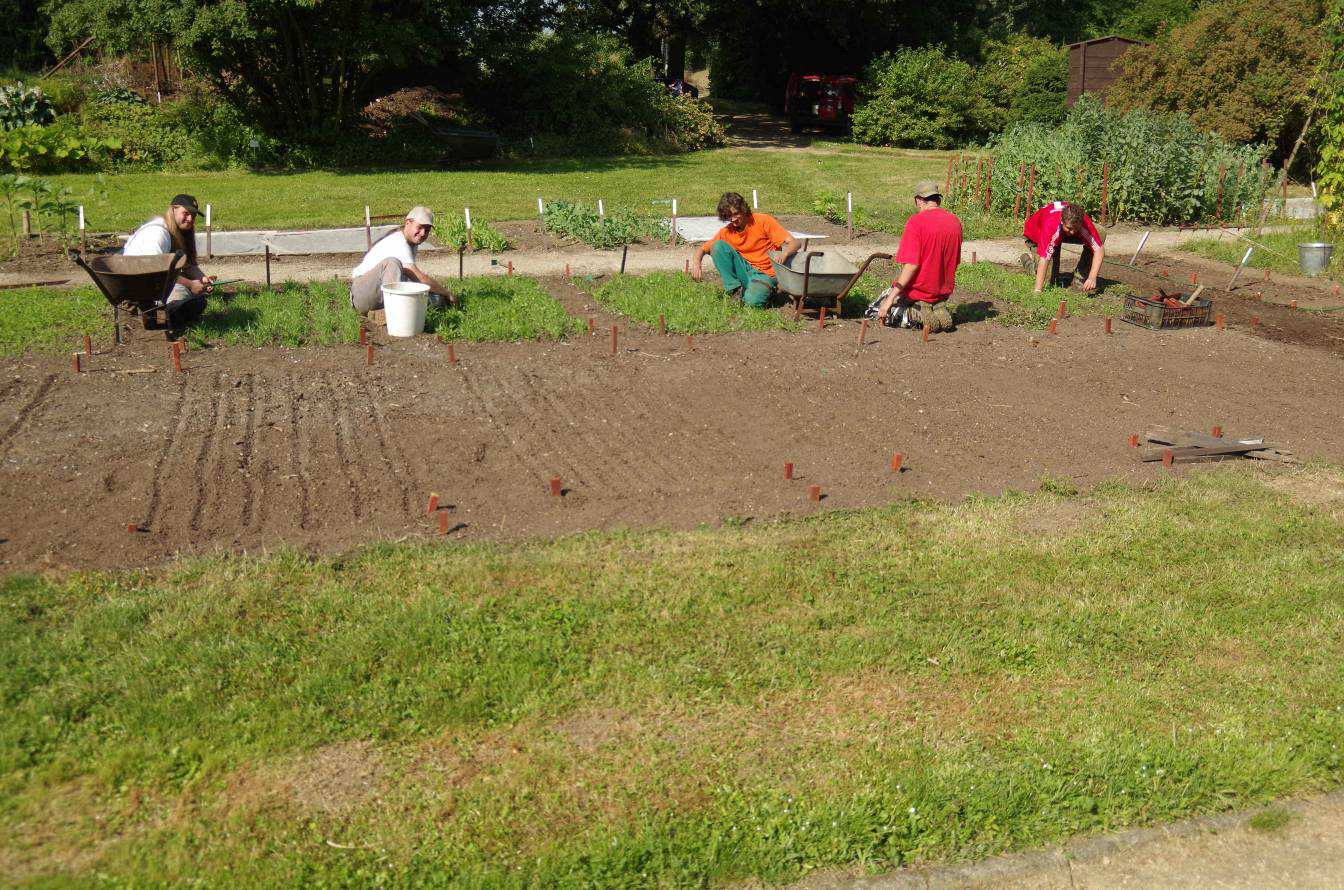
[{"xmin": 785, "ymin": 74, "xmax": 857, "ymax": 133}]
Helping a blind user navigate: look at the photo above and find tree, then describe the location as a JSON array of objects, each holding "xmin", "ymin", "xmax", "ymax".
[
  {"xmin": 1106, "ymin": 0, "xmax": 1329, "ymax": 164},
  {"xmin": 851, "ymin": 47, "xmax": 980, "ymax": 149},
  {"xmin": 1316, "ymin": 0, "xmax": 1344, "ymax": 231},
  {"xmin": 42, "ymin": 0, "xmax": 545, "ymax": 138}
]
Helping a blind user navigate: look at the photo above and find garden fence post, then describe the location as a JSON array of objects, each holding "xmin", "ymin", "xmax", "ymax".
[
  {"xmin": 752, "ymin": 189, "xmax": 758, "ymax": 210},
  {"xmin": 944, "ymin": 157, "xmax": 954, "ymax": 196},
  {"xmin": 265, "ymin": 244, "xmax": 271, "ymax": 288},
  {"xmin": 846, "ymin": 192, "xmax": 853, "ymax": 237},
  {"xmin": 205, "ymin": 203, "xmax": 212, "ymax": 259},
  {"xmin": 78, "ymin": 205, "xmax": 86, "ymax": 251},
  {"xmin": 364, "ymin": 206, "xmax": 372, "ymax": 250},
  {"xmin": 598, "ymin": 199, "xmax": 604, "ymax": 218},
  {"xmin": 537, "ymin": 196, "xmax": 547, "ymax": 248},
  {"xmin": 1129, "ymin": 231, "xmax": 1150, "ymax": 266},
  {"xmin": 1227, "ymin": 247, "xmax": 1254, "ymax": 290},
  {"xmin": 465, "ymin": 206, "xmax": 473, "ymax": 251},
  {"xmin": 670, "ymin": 198, "xmax": 677, "ymax": 245}
]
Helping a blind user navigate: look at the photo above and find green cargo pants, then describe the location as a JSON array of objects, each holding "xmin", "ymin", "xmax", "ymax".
[{"xmin": 710, "ymin": 240, "xmax": 776, "ymax": 307}]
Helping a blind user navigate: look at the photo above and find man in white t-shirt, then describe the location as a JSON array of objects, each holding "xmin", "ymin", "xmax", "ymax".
[{"xmin": 350, "ymin": 206, "xmax": 456, "ymax": 314}]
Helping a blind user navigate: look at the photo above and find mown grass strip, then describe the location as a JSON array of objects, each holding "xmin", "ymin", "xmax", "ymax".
[
  {"xmin": 2, "ymin": 466, "xmax": 1343, "ymax": 885},
  {"xmin": 588, "ymin": 271, "xmax": 800, "ymax": 332},
  {"xmin": 0, "ymin": 286, "xmax": 108, "ymax": 356},
  {"xmin": 955, "ymin": 261, "xmax": 1126, "ymax": 329},
  {"xmin": 428, "ymin": 275, "xmax": 580, "ymax": 341},
  {"xmin": 187, "ymin": 280, "xmax": 361, "ymax": 348},
  {"xmin": 1183, "ymin": 227, "xmax": 1336, "ymax": 282}
]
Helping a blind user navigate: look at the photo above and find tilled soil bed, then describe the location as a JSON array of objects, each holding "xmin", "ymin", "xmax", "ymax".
[{"xmin": 1, "ymin": 269, "xmax": 1341, "ymax": 572}]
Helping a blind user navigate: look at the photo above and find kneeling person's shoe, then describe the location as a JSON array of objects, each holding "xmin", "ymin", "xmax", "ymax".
[
  {"xmin": 931, "ymin": 302, "xmax": 955, "ymax": 332},
  {"xmin": 1018, "ymin": 252, "xmax": 1035, "ymax": 275}
]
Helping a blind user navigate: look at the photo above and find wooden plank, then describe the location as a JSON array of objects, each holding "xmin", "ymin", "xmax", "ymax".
[
  {"xmin": 1138, "ymin": 442, "xmax": 1270, "ymax": 462},
  {"xmin": 1144, "ymin": 429, "xmax": 1295, "ymax": 463}
]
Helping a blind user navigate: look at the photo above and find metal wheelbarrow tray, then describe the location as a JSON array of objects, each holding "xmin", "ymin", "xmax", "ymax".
[
  {"xmin": 770, "ymin": 249, "xmax": 892, "ymax": 318},
  {"xmin": 72, "ymin": 250, "xmax": 187, "ymax": 344}
]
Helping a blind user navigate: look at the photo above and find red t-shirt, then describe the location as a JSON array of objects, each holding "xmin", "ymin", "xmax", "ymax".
[
  {"xmin": 894, "ymin": 207, "xmax": 963, "ymax": 303},
  {"xmin": 1023, "ymin": 202, "xmax": 1102, "ymax": 259}
]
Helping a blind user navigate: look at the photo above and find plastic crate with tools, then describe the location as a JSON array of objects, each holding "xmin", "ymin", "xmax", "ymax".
[{"xmin": 1120, "ymin": 293, "xmax": 1213, "ymax": 330}]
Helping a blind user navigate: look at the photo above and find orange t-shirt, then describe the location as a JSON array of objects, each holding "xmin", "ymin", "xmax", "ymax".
[{"xmin": 710, "ymin": 213, "xmax": 791, "ymax": 276}]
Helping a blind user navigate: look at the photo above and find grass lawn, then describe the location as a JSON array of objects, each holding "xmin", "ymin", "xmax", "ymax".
[
  {"xmin": 956, "ymin": 262, "xmax": 1126, "ymax": 329},
  {"xmin": 1183, "ymin": 227, "xmax": 1338, "ymax": 282},
  {"xmin": 0, "ymin": 286, "xmax": 107, "ymax": 356},
  {"xmin": 51, "ymin": 147, "xmax": 949, "ymax": 233},
  {"xmin": 587, "ymin": 271, "xmax": 800, "ymax": 333},
  {"xmin": 427, "ymin": 275, "xmax": 581, "ymax": 341},
  {"xmin": 3, "ymin": 465, "xmax": 1343, "ymax": 885}
]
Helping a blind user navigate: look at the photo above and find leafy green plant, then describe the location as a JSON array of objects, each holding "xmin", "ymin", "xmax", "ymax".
[
  {"xmin": 543, "ymin": 200, "xmax": 665, "ymax": 249},
  {"xmin": 962, "ymin": 97, "xmax": 1272, "ymax": 226},
  {"xmin": 0, "ymin": 124, "xmax": 121, "ymax": 173},
  {"xmin": 0, "ymin": 82, "xmax": 55, "ymax": 131},
  {"xmin": 427, "ymin": 275, "xmax": 580, "ymax": 341},
  {"xmin": 589, "ymin": 271, "xmax": 799, "ymax": 333},
  {"xmin": 434, "ymin": 212, "xmax": 508, "ymax": 252}
]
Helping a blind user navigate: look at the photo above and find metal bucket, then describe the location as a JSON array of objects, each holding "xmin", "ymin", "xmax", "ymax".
[{"xmin": 1298, "ymin": 242, "xmax": 1334, "ymax": 276}]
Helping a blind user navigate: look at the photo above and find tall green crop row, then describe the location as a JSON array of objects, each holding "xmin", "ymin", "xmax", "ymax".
[{"xmin": 946, "ymin": 97, "xmax": 1273, "ymax": 226}]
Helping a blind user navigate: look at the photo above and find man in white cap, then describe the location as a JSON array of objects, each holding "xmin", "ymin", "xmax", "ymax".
[{"xmin": 350, "ymin": 206, "xmax": 456, "ymax": 314}]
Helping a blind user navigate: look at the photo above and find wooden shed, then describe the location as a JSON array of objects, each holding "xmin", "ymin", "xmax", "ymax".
[{"xmin": 1066, "ymin": 36, "xmax": 1148, "ymax": 105}]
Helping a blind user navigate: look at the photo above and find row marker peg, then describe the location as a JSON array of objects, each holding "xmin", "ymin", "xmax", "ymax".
[
  {"xmin": 565, "ymin": 262, "xmax": 570, "ymax": 277},
  {"xmin": 1251, "ymin": 315, "xmax": 1261, "ymax": 327},
  {"xmin": 1215, "ymin": 313, "xmax": 1225, "ymax": 330},
  {"xmin": 1290, "ymin": 299, "xmax": 1298, "ymax": 309},
  {"xmin": 83, "ymin": 334, "xmax": 92, "ymax": 356},
  {"xmin": 438, "ymin": 510, "xmax": 450, "ymax": 535},
  {"xmin": 610, "ymin": 324, "xmax": 618, "ymax": 355},
  {"xmin": 808, "ymin": 484, "xmax": 822, "ymax": 502},
  {"xmin": 507, "ymin": 260, "xmax": 513, "ymax": 276},
  {"xmin": 921, "ymin": 326, "xmax": 930, "ymax": 343},
  {"xmin": 1212, "ymin": 425, "xmax": 1223, "ymax": 438},
  {"xmin": 1057, "ymin": 300, "xmax": 1067, "ymax": 319},
  {"xmin": 71, "ymin": 352, "xmax": 82, "ymax": 374},
  {"xmin": 783, "ymin": 461, "xmax": 794, "ymax": 480},
  {"xmin": 1104, "ymin": 317, "xmax": 1112, "ymax": 334},
  {"xmin": 972, "ymin": 250, "xmax": 977, "ymax": 264},
  {"xmin": 686, "ymin": 334, "xmax": 694, "ymax": 350},
  {"xmin": 1190, "ymin": 272, "xmax": 1198, "ymax": 286},
  {"xmin": 171, "ymin": 341, "xmax": 183, "ymax": 372},
  {"xmin": 447, "ymin": 342, "xmax": 458, "ymax": 365},
  {"xmin": 549, "ymin": 476, "xmax": 563, "ymax": 497},
  {"xmin": 890, "ymin": 452, "xmax": 904, "ymax": 472},
  {"xmin": 126, "ymin": 522, "xmax": 140, "ymax": 534},
  {"xmin": 1128, "ymin": 433, "xmax": 1139, "ymax": 448},
  {"xmin": 1162, "ymin": 448, "xmax": 1175, "ymax": 469},
  {"xmin": 365, "ymin": 343, "xmax": 374, "ymax": 366},
  {"xmin": 658, "ymin": 314, "xmax": 666, "ymax": 335},
  {"xmin": 857, "ymin": 318, "xmax": 868, "ymax": 346},
  {"xmin": 427, "ymin": 492, "xmax": 439, "ymax": 514},
  {"xmin": 587, "ymin": 317, "xmax": 594, "ymax": 335},
  {"xmin": 359, "ymin": 326, "xmax": 366, "ymax": 345},
  {"xmin": 1047, "ymin": 318, "xmax": 1058, "ymax": 335},
  {"xmin": 818, "ymin": 306, "xmax": 827, "ymax": 330}
]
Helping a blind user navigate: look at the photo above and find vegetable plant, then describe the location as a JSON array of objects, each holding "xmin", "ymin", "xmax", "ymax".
[{"xmin": 588, "ymin": 271, "xmax": 798, "ymax": 333}]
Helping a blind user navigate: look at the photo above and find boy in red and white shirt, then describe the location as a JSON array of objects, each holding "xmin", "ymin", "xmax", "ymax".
[{"xmin": 1022, "ymin": 201, "xmax": 1105, "ymax": 293}]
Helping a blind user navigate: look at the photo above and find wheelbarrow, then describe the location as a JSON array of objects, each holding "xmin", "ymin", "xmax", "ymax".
[
  {"xmin": 769, "ymin": 250, "xmax": 893, "ymax": 319},
  {"xmin": 72, "ymin": 250, "xmax": 187, "ymax": 344}
]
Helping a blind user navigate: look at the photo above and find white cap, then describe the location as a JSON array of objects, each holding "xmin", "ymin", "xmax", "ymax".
[{"xmin": 406, "ymin": 206, "xmax": 434, "ymax": 227}]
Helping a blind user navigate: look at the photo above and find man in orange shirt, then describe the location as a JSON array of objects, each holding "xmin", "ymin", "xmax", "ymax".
[{"xmin": 691, "ymin": 192, "xmax": 802, "ymax": 306}]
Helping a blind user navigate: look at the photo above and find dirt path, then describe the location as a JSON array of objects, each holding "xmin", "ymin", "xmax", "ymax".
[
  {"xmin": 2, "ymin": 265, "xmax": 1343, "ymax": 572},
  {"xmin": 788, "ymin": 790, "xmax": 1344, "ymax": 888}
]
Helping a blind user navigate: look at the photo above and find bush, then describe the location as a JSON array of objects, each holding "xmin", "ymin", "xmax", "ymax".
[
  {"xmin": 435, "ymin": 212, "xmax": 508, "ymax": 252},
  {"xmin": 0, "ymin": 82, "xmax": 54, "ymax": 131},
  {"xmin": 479, "ymin": 31, "xmax": 726, "ymax": 156},
  {"xmin": 1319, "ymin": 0, "xmax": 1344, "ymax": 233},
  {"xmin": 79, "ymin": 98, "xmax": 205, "ymax": 169},
  {"xmin": 1107, "ymin": 0, "xmax": 1329, "ymax": 163},
  {"xmin": 0, "ymin": 122, "xmax": 120, "ymax": 173},
  {"xmin": 962, "ymin": 97, "xmax": 1272, "ymax": 226},
  {"xmin": 851, "ymin": 47, "xmax": 979, "ymax": 149}
]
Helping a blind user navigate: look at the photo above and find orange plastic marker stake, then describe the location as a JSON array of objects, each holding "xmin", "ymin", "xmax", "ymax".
[
  {"xmin": 587, "ymin": 317, "xmax": 594, "ymax": 335},
  {"xmin": 438, "ymin": 510, "xmax": 449, "ymax": 535},
  {"xmin": 921, "ymin": 326, "xmax": 930, "ymax": 342},
  {"xmin": 1290, "ymin": 300, "xmax": 1298, "ymax": 309},
  {"xmin": 1162, "ymin": 449, "xmax": 1174, "ymax": 468},
  {"xmin": 171, "ymin": 341, "xmax": 183, "ymax": 372},
  {"xmin": 1047, "ymin": 318, "xmax": 1057, "ymax": 335},
  {"xmin": 891, "ymin": 452, "xmax": 904, "ymax": 472},
  {"xmin": 1212, "ymin": 425, "xmax": 1223, "ymax": 438},
  {"xmin": 1128, "ymin": 434, "xmax": 1139, "ymax": 448},
  {"xmin": 1104, "ymin": 317, "xmax": 1112, "ymax": 334},
  {"xmin": 83, "ymin": 334, "xmax": 92, "ymax": 356},
  {"xmin": 1215, "ymin": 314, "xmax": 1225, "ymax": 330},
  {"xmin": 549, "ymin": 477, "xmax": 562, "ymax": 497},
  {"xmin": 783, "ymin": 461, "xmax": 794, "ymax": 480},
  {"xmin": 808, "ymin": 484, "xmax": 821, "ymax": 502},
  {"xmin": 1058, "ymin": 300, "xmax": 1067, "ymax": 319},
  {"xmin": 72, "ymin": 352, "xmax": 81, "ymax": 374},
  {"xmin": 686, "ymin": 334, "xmax": 693, "ymax": 350},
  {"xmin": 658, "ymin": 314, "xmax": 666, "ymax": 335},
  {"xmin": 427, "ymin": 493, "xmax": 439, "ymax": 514},
  {"xmin": 359, "ymin": 327, "xmax": 366, "ymax": 345},
  {"xmin": 818, "ymin": 306, "xmax": 827, "ymax": 329},
  {"xmin": 366, "ymin": 344, "xmax": 374, "ymax": 366},
  {"xmin": 1251, "ymin": 315, "xmax": 1260, "ymax": 327},
  {"xmin": 610, "ymin": 324, "xmax": 618, "ymax": 355},
  {"xmin": 447, "ymin": 342, "xmax": 457, "ymax": 365}
]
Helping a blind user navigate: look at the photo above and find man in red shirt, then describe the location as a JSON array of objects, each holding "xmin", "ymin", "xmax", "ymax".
[
  {"xmin": 870, "ymin": 180, "xmax": 963, "ymax": 332},
  {"xmin": 1021, "ymin": 201, "xmax": 1105, "ymax": 293},
  {"xmin": 691, "ymin": 192, "xmax": 802, "ymax": 306}
]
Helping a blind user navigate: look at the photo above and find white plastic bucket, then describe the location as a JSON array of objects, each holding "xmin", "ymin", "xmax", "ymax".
[{"xmin": 381, "ymin": 281, "xmax": 431, "ymax": 337}]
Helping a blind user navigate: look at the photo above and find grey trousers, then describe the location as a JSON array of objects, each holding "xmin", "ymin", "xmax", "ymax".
[{"xmin": 350, "ymin": 258, "xmax": 405, "ymax": 314}]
